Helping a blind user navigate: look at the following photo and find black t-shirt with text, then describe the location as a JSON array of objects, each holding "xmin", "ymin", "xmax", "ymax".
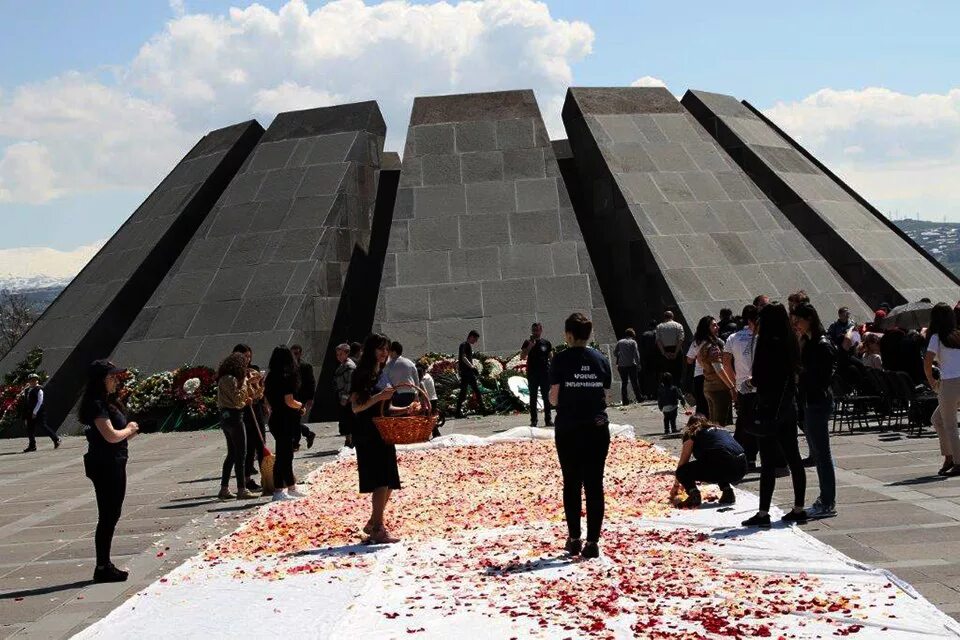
[
  {"xmin": 522, "ymin": 337, "xmax": 552, "ymax": 377},
  {"xmin": 549, "ymin": 346, "xmax": 611, "ymax": 429}
]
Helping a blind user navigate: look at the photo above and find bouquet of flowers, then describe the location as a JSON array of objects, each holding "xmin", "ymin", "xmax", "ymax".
[
  {"xmin": 126, "ymin": 371, "xmax": 174, "ymax": 415},
  {"xmin": 0, "ymin": 348, "xmax": 45, "ymax": 433},
  {"xmin": 171, "ymin": 366, "xmax": 217, "ymax": 420}
]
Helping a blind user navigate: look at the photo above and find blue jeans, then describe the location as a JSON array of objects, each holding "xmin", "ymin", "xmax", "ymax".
[{"xmin": 803, "ymin": 399, "xmax": 835, "ymax": 507}]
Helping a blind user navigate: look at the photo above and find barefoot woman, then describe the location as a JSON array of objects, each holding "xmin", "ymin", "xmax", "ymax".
[{"xmin": 350, "ymin": 334, "xmax": 400, "ymax": 544}]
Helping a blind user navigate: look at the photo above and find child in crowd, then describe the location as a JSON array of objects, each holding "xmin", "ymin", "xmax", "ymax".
[
  {"xmin": 417, "ymin": 363, "xmax": 441, "ymax": 438},
  {"xmin": 657, "ymin": 372, "xmax": 684, "ymax": 434},
  {"xmin": 862, "ymin": 333, "xmax": 883, "ymax": 370}
]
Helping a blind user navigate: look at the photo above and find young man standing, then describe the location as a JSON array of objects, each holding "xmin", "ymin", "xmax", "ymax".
[
  {"xmin": 550, "ymin": 313, "xmax": 612, "ymax": 559},
  {"xmin": 614, "ymin": 328, "xmax": 642, "ymax": 406},
  {"xmin": 22, "ymin": 373, "xmax": 60, "ymax": 452},
  {"xmin": 455, "ymin": 330, "xmax": 487, "ymax": 418},
  {"xmin": 383, "ymin": 342, "xmax": 420, "ymax": 408},
  {"xmin": 290, "ymin": 345, "xmax": 316, "ymax": 449},
  {"xmin": 722, "ymin": 305, "xmax": 759, "ymax": 471},
  {"xmin": 521, "ymin": 322, "xmax": 553, "ymax": 427}
]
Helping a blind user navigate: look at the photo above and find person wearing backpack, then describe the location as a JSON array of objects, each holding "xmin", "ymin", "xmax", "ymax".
[{"xmin": 791, "ymin": 303, "xmax": 838, "ymax": 519}]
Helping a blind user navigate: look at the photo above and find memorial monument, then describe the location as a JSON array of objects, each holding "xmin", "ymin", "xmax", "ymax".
[{"xmin": 3, "ymin": 86, "xmax": 956, "ymax": 432}]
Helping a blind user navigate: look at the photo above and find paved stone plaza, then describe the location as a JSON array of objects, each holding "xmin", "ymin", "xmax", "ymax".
[{"xmin": 2, "ymin": 405, "xmax": 959, "ymax": 638}]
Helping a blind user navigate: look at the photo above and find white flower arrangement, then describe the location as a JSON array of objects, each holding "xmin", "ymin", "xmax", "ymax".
[
  {"xmin": 127, "ymin": 371, "xmax": 174, "ymax": 414},
  {"xmin": 182, "ymin": 377, "xmax": 201, "ymax": 396}
]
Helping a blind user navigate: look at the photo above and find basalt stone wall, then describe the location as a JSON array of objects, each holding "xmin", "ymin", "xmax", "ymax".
[
  {"xmin": 561, "ymin": 87, "xmax": 871, "ymax": 334},
  {"xmin": 111, "ymin": 102, "xmax": 387, "ymax": 385},
  {"xmin": 0, "ymin": 121, "xmax": 263, "ymax": 431},
  {"xmin": 373, "ymin": 90, "xmax": 614, "ymax": 358},
  {"xmin": 683, "ymin": 90, "xmax": 960, "ymax": 309}
]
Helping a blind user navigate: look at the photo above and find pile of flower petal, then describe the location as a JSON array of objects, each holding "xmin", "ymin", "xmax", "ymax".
[
  {"xmin": 205, "ymin": 439, "xmax": 680, "ymax": 566},
  {"xmin": 182, "ymin": 438, "xmax": 944, "ymax": 638}
]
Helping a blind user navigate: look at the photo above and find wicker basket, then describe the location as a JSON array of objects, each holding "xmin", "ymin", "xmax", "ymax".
[{"xmin": 373, "ymin": 383, "xmax": 436, "ymax": 445}]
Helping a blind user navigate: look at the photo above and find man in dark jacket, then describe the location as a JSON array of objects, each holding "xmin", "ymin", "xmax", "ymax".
[
  {"xmin": 521, "ymin": 322, "xmax": 553, "ymax": 427},
  {"xmin": 291, "ymin": 345, "xmax": 316, "ymax": 449},
  {"xmin": 22, "ymin": 373, "xmax": 61, "ymax": 452}
]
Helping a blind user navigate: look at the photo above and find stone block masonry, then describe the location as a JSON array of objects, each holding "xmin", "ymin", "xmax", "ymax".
[{"xmin": 374, "ymin": 90, "xmax": 614, "ymax": 358}]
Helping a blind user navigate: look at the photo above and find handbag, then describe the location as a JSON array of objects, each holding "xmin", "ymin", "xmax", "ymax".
[{"xmin": 747, "ymin": 379, "xmax": 789, "ymax": 438}]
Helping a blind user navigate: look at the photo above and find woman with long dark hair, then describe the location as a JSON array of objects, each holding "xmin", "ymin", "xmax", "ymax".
[
  {"xmin": 350, "ymin": 333, "xmax": 400, "ymax": 544},
  {"xmin": 742, "ymin": 303, "xmax": 807, "ymax": 528},
  {"xmin": 791, "ymin": 303, "xmax": 838, "ymax": 518},
  {"xmin": 925, "ymin": 302, "xmax": 960, "ymax": 476},
  {"xmin": 78, "ymin": 359, "xmax": 139, "ymax": 583},
  {"xmin": 216, "ymin": 352, "xmax": 258, "ymax": 501},
  {"xmin": 695, "ymin": 316, "xmax": 736, "ymax": 425},
  {"xmin": 264, "ymin": 345, "xmax": 304, "ymax": 501},
  {"xmin": 684, "ymin": 316, "xmax": 714, "ymax": 416}
]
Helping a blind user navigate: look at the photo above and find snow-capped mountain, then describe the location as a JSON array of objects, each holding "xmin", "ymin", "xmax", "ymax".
[{"xmin": 0, "ymin": 274, "xmax": 73, "ymax": 292}]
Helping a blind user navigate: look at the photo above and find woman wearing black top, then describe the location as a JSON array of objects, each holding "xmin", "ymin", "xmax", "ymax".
[
  {"xmin": 350, "ymin": 333, "xmax": 400, "ymax": 545},
  {"xmin": 549, "ymin": 313, "xmax": 612, "ymax": 559},
  {"xmin": 742, "ymin": 303, "xmax": 807, "ymax": 528},
  {"xmin": 78, "ymin": 359, "xmax": 140, "ymax": 583},
  {"xmin": 791, "ymin": 303, "xmax": 838, "ymax": 519},
  {"xmin": 670, "ymin": 415, "xmax": 746, "ymax": 508},
  {"xmin": 264, "ymin": 346, "xmax": 306, "ymax": 501}
]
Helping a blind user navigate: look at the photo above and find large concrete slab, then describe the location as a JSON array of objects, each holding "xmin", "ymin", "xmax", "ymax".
[
  {"xmin": 374, "ymin": 90, "xmax": 613, "ymax": 357},
  {"xmin": 111, "ymin": 102, "xmax": 387, "ymax": 383},
  {"xmin": 683, "ymin": 90, "xmax": 960, "ymax": 309},
  {"xmin": 0, "ymin": 121, "xmax": 264, "ymax": 432},
  {"xmin": 561, "ymin": 87, "xmax": 870, "ymax": 333}
]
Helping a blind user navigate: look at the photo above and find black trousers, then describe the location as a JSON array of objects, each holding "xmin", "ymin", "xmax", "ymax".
[
  {"xmin": 734, "ymin": 393, "xmax": 759, "ymax": 464},
  {"xmin": 271, "ymin": 422, "xmax": 296, "ymax": 489},
  {"xmin": 456, "ymin": 374, "xmax": 484, "ymax": 415},
  {"xmin": 220, "ymin": 409, "xmax": 246, "ymax": 490},
  {"xmin": 84, "ymin": 454, "xmax": 127, "ymax": 568},
  {"xmin": 676, "ymin": 453, "xmax": 747, "ymax": 493},
  {"xmin": 663, "ymin": 409, "xmax": 678, "ymax": 433},
  {"xmin": 618, "ymin": 366, "xmax": 642, "ymax": 405},
  {"xmin": 243, "ymin": 405, "xmax": 264, "ymax": 476},
  {"xmin": 338, "ymin": 402, "xmax": 354, "ymax": 436},
  {"xmin": 527, "ymin": 374, "xmax": 552, "ymax": 425},
  {"xmin": 25, "ymin": 415, "xmax": 58, "ymax": 447},
  {"xmin": 692, "ymin": 375, "xmax": 708, "ymax": 416},
  {"xmin": 640, "ymin": 356, "xmax": 658, "ymax": 399},
  {"xmin": 758, "ymin": 424, "xmax": 806, "ymax": 513},
  {"xmin": 555, "ymin": 425, "xmax": 610, "ymax": 542}
]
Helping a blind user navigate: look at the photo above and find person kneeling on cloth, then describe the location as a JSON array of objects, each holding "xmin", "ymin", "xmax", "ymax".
[{"xmin": 670, "ymin": 415, "xmax": 746, "ymax": 508}]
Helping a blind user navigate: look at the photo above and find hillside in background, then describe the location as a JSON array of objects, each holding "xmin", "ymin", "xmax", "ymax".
[{"xmin": 894, "ymin": 219, "xmax": 960, "ymax": 277}]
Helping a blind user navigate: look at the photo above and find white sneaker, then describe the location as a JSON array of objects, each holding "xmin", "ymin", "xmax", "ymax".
[
  {"xmin": 287, "ymin": 487, "xmax": 307, "ymax": 499},
  {"xmin": 272, "ymin": 490, "xmax": 291, "ymax": 502}
]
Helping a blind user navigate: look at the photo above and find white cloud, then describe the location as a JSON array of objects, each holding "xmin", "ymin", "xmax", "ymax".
[
  {"xmin": 0, "ymin": 73, "xmax": 192, "ymax": 204},
  {"xmin": 0, "ymin": 241, "xmax": 105, "ymax": 280},
  {"xmin": 763, "ymin": 87, "xmax": 960, "ymax": 220},
  {"xmin": 0, "ymin": 142, "xmax": 60, "ymax": 204},
  {"xmin": 631, "ymin": 75, "xmax": 667, "ymax": 88},
  {"xmin": 0, "ymin": 0, "xmax": 594, "ymax": 209}
]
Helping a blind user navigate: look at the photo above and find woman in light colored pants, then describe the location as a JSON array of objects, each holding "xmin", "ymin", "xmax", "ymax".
[{"xmin": 924, "ymin": 303, "xmax": 960, "ymax": 477}]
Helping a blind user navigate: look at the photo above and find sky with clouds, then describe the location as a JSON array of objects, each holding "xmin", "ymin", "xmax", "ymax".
[{"xmin": 1, "ymin": 0, "xmax": 959, "ymax": 277}]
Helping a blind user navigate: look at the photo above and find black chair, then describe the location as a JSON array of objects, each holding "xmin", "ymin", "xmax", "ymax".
[{"xmin": 891, "ymin": 371, "xmax": 938, "ymax": 435}]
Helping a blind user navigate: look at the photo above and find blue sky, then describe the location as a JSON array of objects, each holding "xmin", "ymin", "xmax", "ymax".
[{"xmin": 1, "ymin": 0, "xmax": 959, "ymax": 270}]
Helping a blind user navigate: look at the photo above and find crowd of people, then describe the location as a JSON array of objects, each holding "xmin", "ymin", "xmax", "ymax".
[{"xmin": 20, "ymin": 287, "xmax": 960, "ymax": 581}]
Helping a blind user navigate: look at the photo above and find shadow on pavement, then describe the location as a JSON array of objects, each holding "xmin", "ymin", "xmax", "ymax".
[{"xmin": 0, "ymin": 580, "xmax": 95, "ymax": 600}]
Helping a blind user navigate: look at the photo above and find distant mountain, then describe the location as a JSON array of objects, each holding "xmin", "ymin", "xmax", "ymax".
[
  {"xmin": 893, "ymin": 219, "xmax": 960, "ymax": 277},
  {"xmin": 0, "ymin": 275, "xmax": 73, "ymax": 292}
]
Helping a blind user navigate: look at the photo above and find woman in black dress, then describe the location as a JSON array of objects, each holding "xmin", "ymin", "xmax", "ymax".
[
  {"xmin": 350, "ymin": 333, "xmax": 401, "ymax": 544},
  {"xmin": 264, "ymin": 345, "xmax": 306, "ymax": 501},
  {"xmin": 741, "ymin": 303, "xmax": 807, "ymax": 528},
  {"xmin": 78, "ymin": 359, "xmax": 139, "ymax": 583}
]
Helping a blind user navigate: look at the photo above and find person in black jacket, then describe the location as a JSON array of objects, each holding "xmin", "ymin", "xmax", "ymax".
[
  {"xmin": 22, "ymin": 374, "xmax": 61, "ymax": 452},
  {"xmin": 291, "ymin": 344, "xmax": 317, "ymax": 449},
  {"xmin": 78, "ymin": 360, "xmax": 139, "ymax": 583},
  {"xmin": 742, "ymin": 303, "xmax": 807, "ymax": 528},
  {"xmin": 792, "ymin": 304, "xmax": 838, "ymax": 519},
  {"xmin": 549, "ymin": 313, "xmax": 612, "ymax": 559},
  {"xmin": 670, "ymin": 415, "xmax": 746, "ymax": 507}
]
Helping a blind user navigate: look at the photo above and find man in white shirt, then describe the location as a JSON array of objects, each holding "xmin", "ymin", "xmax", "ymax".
[
  {"xmin": 722, "ymin": 305, "xmax": 758, "ymax": 470},
  {"xmin": 384, "ymin": 341, "xmax": 420, "ymax": 408},
  {"xmin": 655, "ymin": 311, "xmax": 685, "ymax": 384}
]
